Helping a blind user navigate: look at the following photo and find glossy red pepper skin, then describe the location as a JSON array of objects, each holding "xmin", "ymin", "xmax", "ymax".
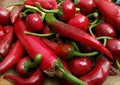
[
  {"xmin": 0, "ymin": 7, "xmax": 10, "ymax": 25},
  {"xmin": 4, "ymin": 69, "xmax": 45, "ymax": 85},
  {"xmin": 0, "ymin": 26, "xmax": 14, "ymax": 57},
  {"xmin": 0, "ymin": 41, "xmax": 24, "ymax": 75},
  {"xmin": 26, "ymin": 13, "xmax": 43, "ymax": 32},
  {"xmin": 10, "ymin": 6, "xmax": 24, "ymax": 23},
  {"xmin": 80, "ymin": 57, "xmax": 112, "ymax": 85},
  {"xmin": 68, "ymin": 13, "xmax": 90, "ymax": 31},
  {"xmin": 14, "ymin": 19, "xmax": 58, "ymax": 71},
  {"xmin": 25, "ymin": 0, "xmax": 58, "ymax": 9},
  {"xmin": 0, "ymin": 25, "xmax": 6, "ymax": 40},
  {"xmin": 93, "ymin": 0, "xmax": 120, "ymax": 31},
  {"xmin": 16, "ymin": 56, "xmax": 33, "ymax": 77},
  {"xmin": 45, "ymin": 13, "xmax": 113, "ymax": 59},
  {"xmin": 59, "ymin": 1, "xmax": 76, "ymax": 21},
  {"xmin": 42, "ymin": 24, "xmax": 52, "ymax": 34},
  {"xmin": 77, "ymin": 0, "xmax": 94, "ymax": 15}
]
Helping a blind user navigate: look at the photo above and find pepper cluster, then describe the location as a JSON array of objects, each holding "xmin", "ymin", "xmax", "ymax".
[{"xmin": 0, "ymin": 0, "xmax": 120, "ymax": 85}]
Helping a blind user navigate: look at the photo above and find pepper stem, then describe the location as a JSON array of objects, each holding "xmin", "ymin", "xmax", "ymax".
[
  {"xmin": 116, "ymin": 59, "xmax": 120, "ymax": 71},
  {"xmin": 24, "ymin": 31, "xmax": 54, "ymax": 37},
  {"xmin": 24, "ymin": 54, "xmax": 42, "ymax": 72},
  {"xmin": 56, "ymin": 59, "xmax": 87, "ymax": 85}
]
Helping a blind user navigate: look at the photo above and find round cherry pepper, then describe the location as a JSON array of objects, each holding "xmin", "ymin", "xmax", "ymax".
[
  {"xmin": 106, "ymin": 39, "xmax": 120, "ymax": 59},
  {"xmin": 16, "ymin": 54, "xmax": 42, "ymax": 77},
  {"xmin": 67, "ymin": 13, "xmax": 90, "ymax": 31},
  {"xmin": 0, "ymin": 7, "xmax": 10, "ymax": 25},
  {"xmin": 26, "ymin": 13, "xmax": 43, "ymax": 32},
  {"xmin": 68, "ymin": 57, "xmax": 92, "ymax": 77},
  {"xmin": 76, "ymin": 0, "xmax": 94, "ymax": 15},
  {"xmin": 94, "ymin": 23, "xmax": 116, "ymax": 38}
]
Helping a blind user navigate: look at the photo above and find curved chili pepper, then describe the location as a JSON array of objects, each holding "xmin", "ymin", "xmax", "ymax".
[
  {"xmin": 0, "ymin": 26, "xmax": 14, "ymax": 58},
  {"xmin": 93, "ymin": 0, "xmax": 120, "ymax": 31},
  {"xmin": 41, "ymin": 37, "xmax": 99, "ymax": 60},
  {"xmin": 25, "ymin": 0, "xmax": 58, "ymax": 9},
  {"xmin": 4, "ymin": 69, "xmax": 45, "ymax": 85},
  {"xmin": 45, "ymin": 13, "xmax": 113, "ymax": 59},
  {"xmin": 0, "ymin": 41, "xmax": 24, "ymax": 75},
  {"xmin": 0, "ymin": 25, "xmax": 6, "ymax": 40},
  {"xmin": 14, "ymin": 18, "xmax": 87, "ymax": 85},
  {"xmin": 10, "ymin": 6, "xmax": 24, "ymax": 23},
  {"xmin": 16, "ymin": 54, "xmax": 42, "ymax": 77},
  {"xmin": 80, "ymin": 57, "xmax": 112, "ymax": 85}
]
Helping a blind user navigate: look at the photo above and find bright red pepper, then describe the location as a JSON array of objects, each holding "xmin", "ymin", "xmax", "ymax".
[
  {"xmin": 68, "ymin": 13, "xmax": 90, "ymax": 31},
  {"xmin": 16, "ymin": 54, "xmax": 42, "ymax": 77},
  {"xmin": 41, "ymin": 37, "xmax": 98, "ymax": 60},
  {"xmin": 45, "ymin": 13, "xmax": 113, "ymax": 59},
  {"xmin": 14, "ymin": 18, "xmax": 87, "ymax": 85},
  {"xmin": 80, "ymin": 57, "xmax": 112, "ymax": 85},
  {"xmin": 93, "ymin": 0, "xmax": 120, "ymax": 31},
  {"xmin": 0, "ymin": 7, "xmax": 10, "ymax": 25},
  {"xmin": 4, "ymin": 69, "xmax": 45, "ymax": 85},
  {"xmin": 10, "ymin": 6, "xmax": 24, "ymax": 23},
  {"xmin": 25, "ymin": 0, "xmax": 58, "ymax": 9},
  {"xmin": 25, "ymin": 13, "xmax": 43, "ymax": 32},
  {"xmin": 0, "ymin": 26, "xmax": 14, "ymax": 58},
  {"xmin": 0, "ymin": 41, "xmax": 24, "ymax": 75}
]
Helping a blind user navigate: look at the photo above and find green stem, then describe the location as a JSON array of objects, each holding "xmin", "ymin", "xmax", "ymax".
[
  {"xmin": 24, "ymin": 54, "xmax": 42, "ymax": 72},
  {"xmin": 89, "ymin": 20, "xmax": 103, "ymax": 37},
  {"xmin": 24, "ymin": 31, "xmax": 54, "ymax": 37},
  {"xmin": 70, "ymin": 41, "xmax": 80, "ymax": 52},
  {"xmin": 116, "ymin": 59, "xmax": 120, "ymax": 71},
  {"xmin": 56, "ymin": 59, "xmax": 87, "ymax": 85},
  {"xmin": 36, "ymin": 2, "xmax": 59, "ymax": 13},
  {"xmin": 72, "ymin": 51, "xmax": 99, "ymax": 57},
  {"xmin": 73, "ymin": 0, "xmax": 79, "ymax": 5}
]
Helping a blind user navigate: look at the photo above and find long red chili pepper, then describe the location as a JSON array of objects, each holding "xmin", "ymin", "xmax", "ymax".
[
  {"xmin": 45, "ymin": 13, "xmax": 113, "ymax": 59},
  {"xmin": 14, "ymin": 18, "xmax": 87, "ymax": 85},
  {"xmin": 0, "ymin": 41, "xmax": 24, "ymax": 75},
  {"xmin": 41, "ymin": 37, "xmax": 98, "ymax": 60},
  {"xmin": 4, "ymin": 69, "xmax": 45, "ymax": 85},
  {"xmin": 0, "ymin": 26, "xmax": 14, "ymax": 58},
  {"xmin": 93, "ymin": 0, "xmax": 120, "ymax": 31},
  {"xmin": 80, "ymin": 57, "xmax": 112, "ymax": 85}
]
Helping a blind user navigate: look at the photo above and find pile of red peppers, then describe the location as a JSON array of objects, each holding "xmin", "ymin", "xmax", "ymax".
[{"xmin": 1, "ymin": 0, "xmax": 120, "ymax": 85}]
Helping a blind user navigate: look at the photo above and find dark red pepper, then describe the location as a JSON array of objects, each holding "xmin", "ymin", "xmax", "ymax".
[
  {"xmin": 45, "ymin": 13, "xmax": 113, "ymax": 59},
  {"xmin": 0, "ymin": 25, "xmax": 6, "ymax": 40},
  {"xmin": 80, "ymin": 57, "xmax": 112, "ymax": 85},
  {"xmin": 93, "ymin": 0, "xmax": 120, "ymax": 31},
  {"xmin": 0, "ymin": 41, "xmax": 24, "ymax": 75},
  {"xmin": 41, "ymin": 37, "xmax": 99, "ymax": 60},
  {"xmin": 10, "ymin": 6, "xmax": 24, "ymax": 23},
  {"xmin": 16, "ymin": 54, "xmax": 42, "ymax": 77},
  {"xmin": 4, "ymin": 69, "xmax": 45, "ymax": 85},
  {"xmin": 14, "ymin": 18, "xmax": 87, "ymax": 85},
  {"xmin": 0, "ymin": 7, "xmax": 10, "ymax": 25},
  {"xmin": 67, "ymin": 13, "xmax": 90, "ymax": 31},
  {"xmin": 25, "ymin": 0, "xmax": 58, "ymax": 9},
  {"xmin": 0, "ymin": 26, "xmax": 14, "ymax": 58}
]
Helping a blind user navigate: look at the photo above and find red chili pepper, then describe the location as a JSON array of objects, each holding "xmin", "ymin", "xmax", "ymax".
[
  {"xmin": 14, "ymin": 18, "xmax": 87, "ymax": 85},
  {"xmin": 10, "ymin": 6, "xmax": 24, "ymax": 23},
  {"xmin": 41, "ymin": 37, "xmax": 98, "ymax": 60},
  {"xmin": 16, "ymin": 54, "xmax": 42, "ymax": 77},
  {"xmin": 0, "ymin": 25, "xmax": 6, "ymax": 40},
  {"xmin": 80, "ymin": 57, "xmax": 112, "ymax": 85},
  {"xmin": 76, "ymin": 0, "xmax": 94, "ymax": 15},
  {"xmin": 25, "ymin": 0, "xmax": 58, "ymax": 9},
  {"xmin": 0, "ymin": 26, "xmax": 14, "ymax": 58},
  {"xmin": 42, "ymin": 24, "xmax": 52, "ymax": 34},
  {"xmin": 0, "ymin": 41, "xmax": 24, "ymax": 75},
  {"xmin": 67, "ymin": 13, "xmax": 90, "ymax": 31},
  {"xmin": 93, "ymin": 0, "xmax": 120, "ymax": 31},
  {"xmin": 25, "ymin": 13, "xmax": 43, "ymax": 32},
  {"xmin": 4, "ymin": 69, "xmax": 45, "ymax": 85},
  {"xmin": 45, "ymin": 13, "xmax": 113, "ymax": 59},
  {"xmin": 0, "ymin": 7, "xmax": 10, "ymax": 25}
]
